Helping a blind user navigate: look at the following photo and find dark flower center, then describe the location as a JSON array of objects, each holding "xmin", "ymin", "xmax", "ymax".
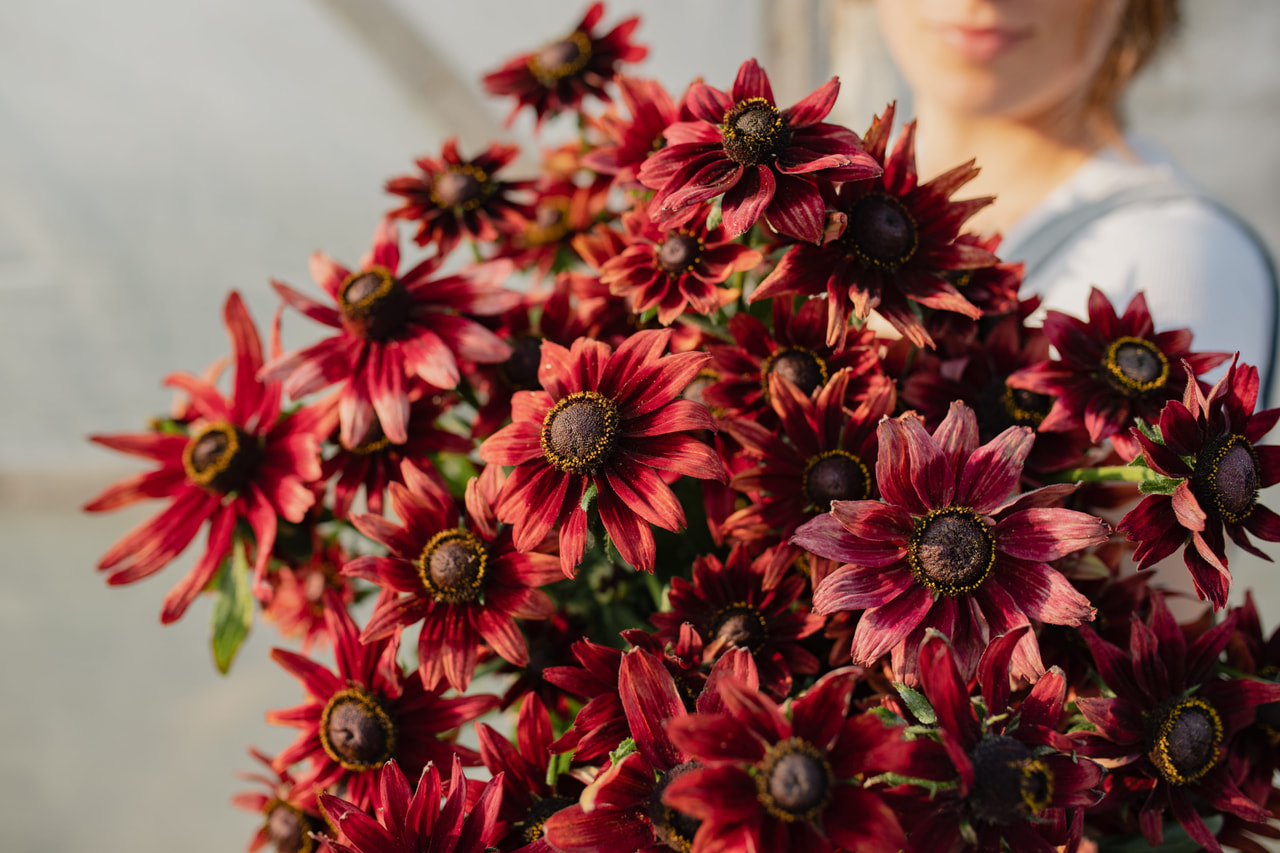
[
  {"xmin": 183, "ymin": 422, "xmax": 259, "ymax": 493},
  {"xmin": 803, "ymin": 450, "xmax": 872, "ymax": 510},
  {"xmin": 650, "ymin": 761, "xmax": 704, "ymax": 852},
  {"xmin": 1101, "ymin": 336, "xmax": 1169, "ymax": 396},
  {"xmin": 319, "ymin": 687, "xmax": 396, "ymax": 772},
  {"xmin": 521, "ymin": 795, "xmax": 576, "ymax": 844},
  {"xmin": 540, "ymin": 391, "xmax": 621, "ymax": 474},
  {"xmin": 721, "ymin": 97, "xmax": 790, "ymax": 166},
  {"xmin": 1193, "ymin": 434, "xmax": 1260, "ymax": 524},
  {"xmin": 431, "ymin": 166, "xmax": 487, "ymax": 211},
  {"xmin": 417, "ymin": 529, "xmax": 488, "ymax": 604},
  {"xmin": 527, "ymin": 31, "xmax": 593, "ymax": 85},
  {"xmin": 657, "ymin": 233, "xmax": 703, "ymax": 274},
  {"xmin": 756, "ymin": 738, "xmax": 833, "ymax": 823},
  {"xmin": 338, "ymin": 266, "xmax": 411, "ymax": 341},
  {"xmin": 1147, "ymin": 697, "xmax": 1224, "ymax": 785},
  {"xmin": 502, "ymin": 335, "xmax": 545, "ymax": 391},
  {"xmin": 342, "ymin": 420, "xmax": 394, "ymax": 455},
  {"xmin": 708, "ymin": 603, "xmax": 769, "ymax": 655},
  {"xmin": 967, "ymin": 735, "xmax": 1054, "ymax": 825},
  {"xmin": 265, "ymin": 802, "xmax": 319, "ymax": 853},
  {"xmin": 762, "ymin": 347, "xmax": 828, "ymax": 397},
  {"xmin": 908, "ymin": 507, "xmax": 996, "ymax": 596},
  {"xmin": 999, "ymin": 384, "xmax": 1051, "ymax": 428},
  {"xmin": 524, "ymin": 199, "xmax": 572, "ymax": 246},
  {"xmin": 844, "ymin": 193, "xmax": 919, "ymax": 269}
]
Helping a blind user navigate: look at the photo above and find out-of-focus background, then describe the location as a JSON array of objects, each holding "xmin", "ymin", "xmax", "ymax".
[{"xmin": 1, "ymin": 1, "xmax": 1277, "ymax": 850}]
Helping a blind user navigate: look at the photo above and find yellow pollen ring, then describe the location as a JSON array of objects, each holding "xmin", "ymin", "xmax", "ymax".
[
  {"xmin": 182, "ymin": 421, "xmax": 241, "ymax": 487},
  {"xmin": 844, "ymin": 192, "xmax": 920, "ymax": 270},
  {"xmin": 708, "ymin": 601, "xmax": 770, "ymax": 655},
  {"xmin": 1018, "ymin": 757, "xmax": 1054, "ymax": 816},
  {"xmin": 1206, "ymin": 434, "xmax": 1259, "ymax": 523},
  {"xmin": 317, "ymin": 686, "xmax": 397, "ymax": 772},
  {"xmin": 801, "ymin": 448, "xmax": 870, "ymax": 508},
  {"xmin": 429, "ymin": 164, "xmax": 490, "ymax": 212},
  {"xmin": 721, "ymin": 97, "xmax": 784, "ymax": 144},
  {"xmin": 759, "ymin": 347, "xmax": 829, "ymax": 397},
  {"xmin": 754, "ymin": 737, "xmax": 834, "ymax": 824},
  {"xmin": 1000, "ymin": 384, "xmax": 1047, "ymax": 427},
  {"xmin": 1101, "ymin": 335, "xmax": 1170, "ymax": 395},
  {"xmin": 907, "ymin": 506, "xmax": 997, "ymax": 597},
  {"xmin": 338, "ymin": 266, "xmax": 396, "ymax": 318},
  {"xmin": 1148, "ymin": 696, "xmax": 1224, "ymax": 785},
  {"xmin": 416, "ymin": 528, "xmax": 488, "ymax": 604},
  {"xmin": 526, "ymin": 30, "xmax": 593, "ymax": 85},
  {"xmin": 539, "ymin": 391, "xmax": 621, "ymax": 474}
]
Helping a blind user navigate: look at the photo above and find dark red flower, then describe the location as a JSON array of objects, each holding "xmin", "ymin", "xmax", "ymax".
[
  {"xmin": 1007, "ymin": 287, "xmax": 1229, "ymax": 460},
  {"xmin": 1120, "ymin": 357, "xmax": 1280, "ymax": 608},
  {"xmin": 232, "ymin": 747, "xmax": 332, "ymax": 853},
  {"xmin": 344, "ymin": 462, "xmax": 562, "ymax": 693},
  {"xmin": 482, "ymin": 2, "xmax": 647, "ymax": 127},
  {"xmin": 262, "ymin": 534, "xmax": 356, "ymax": 652},
  {"xmin": 479, "ymin": 329, "xmax": 727, "ymax": 575},
  {"xmin": 639, "ymin": 58, "xmax": 880, "ymax": 243},
  {"xmin": 797, "ymin": 403, "xmax": 1107, "ymax": 683},
  {"xmin": 542, "ymin": 639, "xmax": 628, "ymax": 763},
  {"xmin": 499, "ymin": 180, "xmax": 612, "ymax": 282},
  {"xmin": 85, "ymin": 292, "xmax": 322, "ymax": 622},
  {"xmin": 385, "ymin": 138, "xmax": 534, "ymax": 255},
  {"xmin": 317, "ymin": 756, "xmax": 503, "ymax": 853},
  {"xmin": 750, "ymin": 102, "xmax": 996, "ymax": 348},
  {"xmin": 267, "ymin": 598, "xmax": 497, "ymax": 811},
  {"xmin": 583, "ymin": 75, "xmax": 690, "ymax": 188},
  {"xmin": 261, "ymin": 218, "xmax": 519, "ymax": 448}
]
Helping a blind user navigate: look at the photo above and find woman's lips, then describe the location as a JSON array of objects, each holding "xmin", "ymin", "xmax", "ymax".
[{"xmin": 935, "ymin": 24, "xmax": 1033, "ymax": 62}]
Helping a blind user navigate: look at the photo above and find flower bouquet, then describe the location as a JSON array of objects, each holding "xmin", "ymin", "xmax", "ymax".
[{"xmin": 85, "ymin": 4, "xmax": 1280, "ymax": 852}]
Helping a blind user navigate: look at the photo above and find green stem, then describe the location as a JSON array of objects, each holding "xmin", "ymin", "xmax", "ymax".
[{"xmin": 1044, "ymin": 465, "xmax": 1159, "ymax": 484}]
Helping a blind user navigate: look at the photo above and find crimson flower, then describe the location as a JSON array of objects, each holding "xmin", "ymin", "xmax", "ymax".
[
  {"xmin": 84, "ymin": 292, "xmax": 321, "ymax": 622},
  {"xmin": 1007, "ymin": 287, "xmax": 1229, "ymax": 460},
  {"xmin": 261, "ymin": 217, "xmax": 519, "ymax": 448},
  {"xmin": 639, "ymin": 58, "xmax": 880, "ymax": 243},
  {"xmin": 317, "ymin": 756, "xmax": 503, "ymax": 853},
  {"xmin": 750, "ymin": 103, "xmax": 996, "ymax": 347},
  {"xmin": 232, "ymin": 747, "xmax": 332, "ymax": 853},
  {"xmin": 482, "ymin": 2, "xmax": 647, "ymax": 127},
  {"xmin": 1121, "ymin": 357, "xmax": 1280, "ymax": 609},
  {"xmin": 583, "ymin": 75, "xmax": 689, "ymax": 188},
  {"xmin": 797, "ymin": 402, "xmax": 1108, "ymax": 683},
  {"xmin": 542, "ymin": 639, "xmax": 628, "ymax": 763},
  {"xmin": 345, "ymin": 462, "xmax": 562, "ymax": 693},
  {"xmin": 479, "ymin": 329, "xmax": 727, "ymax": 575},
  {"xmin": 262, "ymin": 534, "xmax": 355, "ymax": 653},
  {"xmin": 267, "ymin": 598, "xmax": 497, "ymax": 810}
]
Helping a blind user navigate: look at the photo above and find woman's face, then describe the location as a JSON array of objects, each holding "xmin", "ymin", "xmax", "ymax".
[{"xmin": 875, "ymin": 0, "xmax": 1127, "ymax": 119}]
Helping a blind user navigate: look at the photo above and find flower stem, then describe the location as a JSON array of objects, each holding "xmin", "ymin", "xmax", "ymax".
[{"xmin": 1045, "ymin": 465, "xmax": 1159, "ymax": 484}]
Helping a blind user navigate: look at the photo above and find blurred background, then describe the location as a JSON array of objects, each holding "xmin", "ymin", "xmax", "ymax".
[{"xmin": 2, "ymin": 1, "xmax": 1278, "ymax": 850}]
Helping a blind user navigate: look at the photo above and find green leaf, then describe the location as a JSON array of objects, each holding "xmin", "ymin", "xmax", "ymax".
[
  {"xmin": 545, "ymin": 748, "xmax": 574, "ymax": 788},
  {"xmin": 210, "ymin": 537, "xmax": 254, "ymax": 674},
  {"xmin": 1138, "ymin": 475, "xmax": 1186, "ymax": 495},
  {"xmin": 609, "ymin": 737, "xmax": 638, "ymax": 766},
  {"xmin": 894, "ymin": 683, "xmax": 937, "ymax": 725},
  {"xmin": 580, "ymin": 482, "xmax": 598, "ymax": 512}
]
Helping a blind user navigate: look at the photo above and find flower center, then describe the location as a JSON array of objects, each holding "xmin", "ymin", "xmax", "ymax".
[
  {"xmin": 501, "ymin": 335, "xmax": 545, "ymax": 391},
  {"xmin": 318, "ymin": 687, "xmax": 396, "ymax": 772},
  {"xmin": 708, "ymin": 603, "xmax": 769, "ymax": 655},
  {"xmin": 524, "ymin": 199, "xmax": 572, "ymax": 246},
  {"xmin": 721, "ymin": 98, "xmax": 789, "ymax": 166},
  {"xmin": 342, "ymin": 420, "xmax": 394, "ymax": 455},
  {"xmin": 1147, "ymin": 696, "xmax": 1224, "ymax": 785},
  {"xmin": 844, "ymin": 193, "xmax": 919, "ymax": 270},
  {"xmin": 657, "ymin": 233, "xmax": 703, "ymax": 275},
  {"xmin": 803, "ymin": 450, "xmax": 872, "ymax": 510},
  {"xmin": 338, "ymin": 266, "xmax": 411, "ymax": 341},
  {"xmin": 1101, "ymin": 336, "xmax": 1170, "ymax": 396},
  {"xmin": 761, "ymin": 347, "xmax": 828, "ymax": 397},
  {"xmin": 431, "ymin": 165, "xmax": 488, "ymax": 211},
  {"xmin": 182, "ymin": 421, "xmax": 259, "ymax": 493},
  {"xmin": 1193, "ymin": 434, "xmax": 1260, "ymax": 523},
  {"xmin": 999, "ymin": 384, "xmax": 1051, "ymax": 428},
  {"xmin": 649, "ymin": 761, "xmax": 704, "ymax": 853},
  {"xmin": 265, "ymin": 801, "xmax": 319, "ymax": 853},
  {"xmin": 908, "ymin": 507, "xmax": 997, "ymax": 596},
  {"xmin": 527, "ymin": 30, "xmax": 593, "ymax": 86},
  {"xmin": 967, "ymin": 736, "xmax": 1054, "ymax": 825},
  {"xmin": 540, "ymin": 391, "xmax": 621, "ymax": 474},
  {"xmin": 417, "ymin": 529, "xmax": 488, "ymax": 604},
  {"xmin": 756, "ymin": 738, "xmax": 833, "ymax": 823},
  {"xmin": 521, "ymin": 795, "xmax": 576, "ymax": 845}
]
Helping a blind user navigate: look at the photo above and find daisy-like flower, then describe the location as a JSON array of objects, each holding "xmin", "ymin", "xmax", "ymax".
[
  {"xmin": 749, "ymin": 102, "xmax": 996, "ymax": 348},
  {"xmin": 1120, "ymin": 357, "xmax": 1280, "ymax": 609},
  {"xmin": 638, "ymin": 58, "xmax": 881, "ymax": 243},
  {"xmin": 317, "ymin": 756, "xmax": 503, "ymax": 853},
  {"xmin": 905, "ymin": 628, "xmax": 1103, "ymax": 853},
  {"xmin": 499, "ymin": 180, "xmax": 612, "ymax": 282},
  {"xmin": 796, "ymin": 402, "xmax": 1108, "ymax": 683},
  {"xmin": 922, "ymin": 233, "xmax": 1026, "ymax": 353},
  {"xmin": 651, "ymin": 545, "xmax": 825, "ymax": 699},
  {"xmin": 1007, "ymin": 287, "xmax": 1229, "ymax": 460},
  {"xmin": 478, "ymin": 328, "xmax": 727, "ymax": 575},
  {"xmin": 261, "ymin": 217, "xmax": 519, "ymax": 449},
  {"xmin": 344, "ymin": 461, "xmax": 562, "ymax": 693},
  {"xmin": 482, "ymin": 2, "xmax": 647, "ymax": 127},
  {"xmin": 267, "ymin": 597, "xmax": 497, "ymax": 810},
  {"xmin": 543, "ymin": 639, "xmax": 628, "ymax": 762},
  {"xmin": 262, "ymin": 535, "xmax": 355, "ymax": 652},
  {"xmin": 232, "ymin": 747, "xmax": 332, "ymax": 853},
  {"xmin": 84, "ymin": 292, "xmax": 321, "ymax": 622},
  {"xmin": 385, "ymin": 138, "xmax": 533, "ymax": 255},
  {"xmin": 583, "ymin": 75, "xmax": 689, "ymax": 188},
  {"xmin": 1076, "ymin": 593, "xmax": 1280, "ymax": 852}
]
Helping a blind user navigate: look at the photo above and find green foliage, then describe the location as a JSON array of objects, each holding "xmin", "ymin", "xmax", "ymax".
[{"xmin": 210, "ymin": 537, "xmax": 254, "ymax": 675}]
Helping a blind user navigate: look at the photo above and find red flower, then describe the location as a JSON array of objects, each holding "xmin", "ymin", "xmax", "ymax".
[
  {"xmin": 344, "ymin": 462, "xmax": 562, "ymax": 693},
  {"xmin": 1120, "ymin": 357, "xmax": 1280, "ymax": 609},
  {"xmin": 499, "ymin": 180, "xmax": 611, "ymax": 282},
  {"xmin": 639, "ymin": 58, "xmax": 880, "ymax": 243},
  {"xmin": 482, "ymin": 2, "xmax": 647, "ymax": 127},
  {"xmin": 479, "ymin": 329, "xmax": 727, "ymax": 575},
  {"xmin": 317, "ymin": 756, "xmax": 503, "ymax": 853},
  {"xmin": 796, "ymin": 403, "xmax": 1107, "ymax": 683},
  {"xmin": 267, "ymin": 599, "xmax": 497, "ymax": 810},
  {"xmin": 385, "ymin": 138, "xmax": 533, "ymax": 255},
  {"xmin": 583, "ymin": 76, "xmax": 690, "ymax": 188},
  {"xmin": 84, "ymin": 292, "xmax": 321, "ymax": 622},
  {"xmin": 750, "ymin": 103, "xmax": 996, "ymax": 347},
  {"xmin": 542, "ymin": 639, "xmax": 628, "ymax": 763},
  {"xmin": 232, "ymin": 747, "xmax": 332, "ymax": 853},
  {"xmin": 261, "ymin": 218, "xmax": 519, "ymax": 448},
  {"xmin": 262, "ymin": 534, "xmax": 356, "ymax": 652},
  {"xmin": 1008, "ymin": 287, "xmax": 1229, "ymax": 460}
]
